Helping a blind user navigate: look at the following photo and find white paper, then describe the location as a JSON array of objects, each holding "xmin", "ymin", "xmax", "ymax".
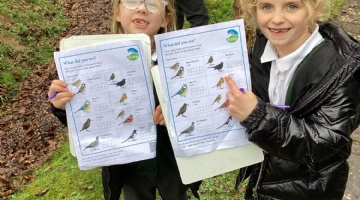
[
  {"xmin": 54, "ymin": 34, "xmax": 157, "ymax": 170},
  {"xmin": 154, "ymin": 19, "xmax": 253, "ymax": 157}
]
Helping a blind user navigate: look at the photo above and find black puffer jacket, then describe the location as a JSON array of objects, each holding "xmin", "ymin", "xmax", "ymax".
[{"xmin": 237, "ymin": 21, "xmax": 360, "ymax": 199}]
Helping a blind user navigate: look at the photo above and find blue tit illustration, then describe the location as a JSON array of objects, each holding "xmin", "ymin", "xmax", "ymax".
[
  {"xmin": 166, "ymin": 62, "xmax": 180, "ymax": 71},
  {"xmin": 110, "ymin": 79, "xmax": 126, "ymax": 87},
  {"xmin": 76, "ymin": 83, "xmax": 86, "ymax": 94},
  {"xmin": 83, "ymin": 136, "xmax": 99, "ymax": 151},
  {"xmin": 216, "ymin": 116, "xmax": 232, "ymax": 129},
  {"xmin": 108, "ymin": 73, "xmax": 115, "ymax": 81},
  {"xmin": 212, "ymin": 77, "xmax": 225, "ymax": 89},
  {"xmin": 207, "ymin": 56, "xmax": 213, "ymax": 65},
  {"xmin": 171, "ymin": 67, "xmax": 184, "ymax": 80},
  {"xmin": 80, "ymin": 118, "xmax": 92, "ymax": 131},
  {"xmin": 116, "ymin": 110, "xmax": 125, "ymax": 119},
  {"xmin": 178, "ymin": 122, "xmax": 195, "ymax": 136},
  {"xmin": 207, "ymin": 62, "xmax": 224, "ymax": 71},
  {"xmin": 121, "ymin": 130, "xmax": 137, "ymax": 143},
  {"xmin": 212, "ymin": 94, "xmax": 222, "ymax": 105},
  {"xmin": 176, "ymin": 103, "xmax": 188, "ymax": 117},
  {"xmin": 171, "ymin": 84, "xmax": 187, "ymax": 98},
  {"xmin": 75, "ymin": 100, "xmax": 90, "ymax": 113}
]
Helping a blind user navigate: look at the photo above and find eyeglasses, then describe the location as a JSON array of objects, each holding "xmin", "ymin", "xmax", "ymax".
[{"xmin": 120, "ymin": 0, "xmax": 168, "ymax": 15}]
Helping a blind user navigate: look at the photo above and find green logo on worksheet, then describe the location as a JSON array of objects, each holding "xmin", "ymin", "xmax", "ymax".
[
  {"xmin": 127, "ymin": 48, "xmax": 139, "ymax": 61},
  {"xmin": 226, "ymin": 29, "xmax": 239, "ymax": 43}
]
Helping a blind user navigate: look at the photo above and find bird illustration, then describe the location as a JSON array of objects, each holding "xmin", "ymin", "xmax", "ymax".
[
  {"xmin": 212, "ymin": 94, "xmax": 222, "ymax": 105},
  {"xmin": 216, "ymin": 116, "xmax": 233, "ymax": 129},
  {"xmin": 178, "ymin": 122, "xmax": 195, "ymax": 136},
  {"xmin": 69, "ymin": 79, "xmax": 81, "ymax": 88},
  {"xmin": 111, "ymin": 79, "xmax": 126, "ymax": 87},
  {"xmin": 118, "ymin": 114, "xmax": 133, "ymax": 125},
  {"xmin": 171, "ymin": 84, "xmax": 187, "ymax": 98},
  {"xmin": 76, "ymin": 83, "xmax": 86, "ymax": 94},
  {"xmin": 80, "ymin": 118, "xmax": 92, "ymax": 131},
  {"xmin": 108, "ymin": 73, "xmax": 115, "ymax": 81},
  {"xmin": 166, "ymin": 62, "xmax": 180, "ymax": 71},
  {"xmin": 74, "ymin": 100, "xmax": 90, "ymax": 113},
  {"xmin": 207, "ymin": 56, "xmax": 213, "ymax": 65},
  {"xmin": 171, "ymin": 67, "xmax": 184, "ymax": 80},
  {"xmin": 176, "ymin": 103, "xmax": 188, "ymax": 117},
  {"xmin": 214, "ymin": 100, "xmax": 229, "ymax": 111},
  {"xmin": 212, "ymin": 77, "xmax": 225, "ymax": 89},
  {"xmin": 207, "ymin": 62, "xmax": 224, "ymax": 71},
  {"xmin": 115, "ymin": 93, "xmax": 127, "ymax": 104},
  {"xmin": 121, "ymin": 130, "xmax": 137, "ymax": 143},
  {"xmin": 83, "ymin": 136, "xmax": 99, "ymax": 151},
  {"xmin": 116, "ymin": 110, "xmax": 125, "ymax": 119}
]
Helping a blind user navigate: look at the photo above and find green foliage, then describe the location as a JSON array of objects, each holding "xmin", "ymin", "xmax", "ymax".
[{"xmin": 0, "ymin": 0, "xmax": 68, "ymax": 101}]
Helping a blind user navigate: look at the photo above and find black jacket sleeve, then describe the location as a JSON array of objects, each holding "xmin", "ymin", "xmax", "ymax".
[{"xmin": 51, "ymin": 104, "xmax": 68, "ymax": 127}]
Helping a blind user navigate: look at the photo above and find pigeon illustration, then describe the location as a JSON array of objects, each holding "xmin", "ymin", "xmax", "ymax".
[
  {"xmin": 171, "ymin": 66, "xmax": 184, "ymax": 79},
  {"xmin": 216, "ymin": 116, "xmax": 233, "ymax": 129},
  {"xmin": 69, "ymin": 79, "xmax": 81, "ymax": 88},
  {"xmin": 115, "ymin": 93, "xmax": 127, "ymax": 104},
  {"xmin": 108, "ymin": 73, "xmax": 115, "ymax": 81},
  {"xmin": 214, "ymin": 100, "xmax": 229, "ymax": 111},
  {"xmin": 74, "ymin": 100, "xmax": 90, "ymax": 113},
  {"xmin": 76, "ymin": 83, "xmax": 86, "ymax": 94},
  {"xmin": 178, "ymin": 122, "xmax": 195, "ymax": 136},
  {"xmin": 111, "ymin": 79, "xmax": 126, "ymax": 87},
  {"xmin": 176, "ymin": 103, "xmax": 188, "ymax": 117},
  {"xmin": 171, "ymin": 84, "xmax": 187, "ymax": 98},
  {"xmin": 212, "ymin": 94, "xmax": 222, "ymax": 105},
  {"xmin": 212, "ymin": 77, "xmax": 225, "ymax": 89},
  {"xmin": 166, "ymin": 62, "xmax": 180, "ymax": 71},
  {"xmin": 207, "ymin": 62, "xmax": 224, "ymax": 71},
  {"xmin": 80, "ymin": 118, "xmax": 92, "ymax": 131},
  {"xmin": 119, "ymin": 114, "xmax": 133, "ymax": 125},
  {"xmin": 207, "ymin": 56, "xmax": 213, "ymax": 64},
  {"xmin": 121, "ymin": 130, "xmax": 137, "ymax": 143},
  {"xmin": 116, "ymin": 110, "xmax": 125, "ymax": 119},
  {"xmin": 83, "ymin": 136, "xmax": 99, "ymax": 151}
]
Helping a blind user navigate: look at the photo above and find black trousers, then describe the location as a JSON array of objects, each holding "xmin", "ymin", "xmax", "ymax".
[{"xmin": 175, "ymin": 0, "xmax": 209, "ymax": 30}]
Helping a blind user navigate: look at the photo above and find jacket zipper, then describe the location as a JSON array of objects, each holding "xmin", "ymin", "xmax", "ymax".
[{"xmin": 253, "ymin": 159, "xmax": 265, "ymax": 199}]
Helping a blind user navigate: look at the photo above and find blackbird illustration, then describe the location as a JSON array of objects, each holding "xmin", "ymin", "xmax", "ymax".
[
  {"xmin": 207, "ymin": 62, "xmax": 223, "ymax": 71},
  {"xmin": 111, "ymin": 79, "xmax": 126, "ymax": 87}
]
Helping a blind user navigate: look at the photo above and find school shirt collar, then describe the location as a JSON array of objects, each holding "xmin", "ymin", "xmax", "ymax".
[{"xmin": 260, "ymin": 24, "xmax": 323, "ymax": 72}]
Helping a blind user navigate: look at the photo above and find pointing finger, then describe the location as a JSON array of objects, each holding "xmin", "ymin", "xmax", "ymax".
[{"xmin": 225, "ymin": 76, "xmax": 240, "ymax": 93}]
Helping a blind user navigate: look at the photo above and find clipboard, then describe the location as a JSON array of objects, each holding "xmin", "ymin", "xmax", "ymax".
[{"xmin": 151, "ymin": 65, "xmax": 264, "ymax": 184}]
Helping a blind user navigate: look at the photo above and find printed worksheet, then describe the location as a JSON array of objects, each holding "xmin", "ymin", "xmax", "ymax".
[
  {"xmin": 154, "ymin": 19, "xmax": 252, "ymax": 157},
  {"xmin": 54, "ymin": 35, "xmax": 157, "ymax": 170}
]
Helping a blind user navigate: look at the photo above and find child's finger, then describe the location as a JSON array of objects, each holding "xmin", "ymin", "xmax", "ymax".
[{"xmin": 224, "ymin": 76, "xmax": 240, "ymax": 93}]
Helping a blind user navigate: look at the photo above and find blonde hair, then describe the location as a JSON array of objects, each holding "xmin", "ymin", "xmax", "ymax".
[
  {"xmin": 111, "ymin": 0, "xmax": 177, "ymax": 34},
  {"xmin": 235, "ymin": 0, "xmax": 332, "ymax": 48}
]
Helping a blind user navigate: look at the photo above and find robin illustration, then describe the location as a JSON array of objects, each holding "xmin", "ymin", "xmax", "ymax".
[
  {"xmin": 115, "ymin": 93, "xmax": 127, "ymax": 104},
  {"xmin": 212, "ymin": 77, "xmax": 225, "ymax": 89}
]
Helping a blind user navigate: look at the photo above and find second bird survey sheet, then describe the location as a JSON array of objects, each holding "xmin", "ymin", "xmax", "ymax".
[{"xmin": 154, "ymin": 19, "xmax": 252, "ymax": 157}]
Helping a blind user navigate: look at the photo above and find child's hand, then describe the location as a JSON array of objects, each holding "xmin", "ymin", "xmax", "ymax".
[
  {"xmin": 48, "ymin": 80, "xmax": 75, "ymax": 110},
  {"xmin": 153, "ymin": 105, "xmax": 166, "ymax": 126},
  {"xmin": 225, "ymin": 76, "xmax": 258, "ymax": 122}
]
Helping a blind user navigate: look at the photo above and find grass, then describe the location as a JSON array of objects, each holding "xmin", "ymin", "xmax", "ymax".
[
  {"xmin": 7, "ymin": 0, "xmax": 345, "ymax": 199},
  {"xmin": 0, "ymin": 0, "xmax": 68, "ymax": 104}
]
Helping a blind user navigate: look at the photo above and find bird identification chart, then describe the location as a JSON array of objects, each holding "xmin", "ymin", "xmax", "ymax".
[
  {"xmin": 155, "ymin": 19, "xmax": 254, "ymax": 157},
  {"xmin": 54, "ymin": 35, "xmax": 157, "ymax": 170}
]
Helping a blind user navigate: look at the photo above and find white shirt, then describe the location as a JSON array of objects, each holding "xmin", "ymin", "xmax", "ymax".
[{"xmin": 261, "ymin": 24, "xmax": 324, "ymax": 105}]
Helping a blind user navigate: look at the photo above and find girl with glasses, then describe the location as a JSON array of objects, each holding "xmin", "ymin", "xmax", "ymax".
[{"xmin": 48, "ymin": 0, "xmax": 201, "ymax": 199}]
